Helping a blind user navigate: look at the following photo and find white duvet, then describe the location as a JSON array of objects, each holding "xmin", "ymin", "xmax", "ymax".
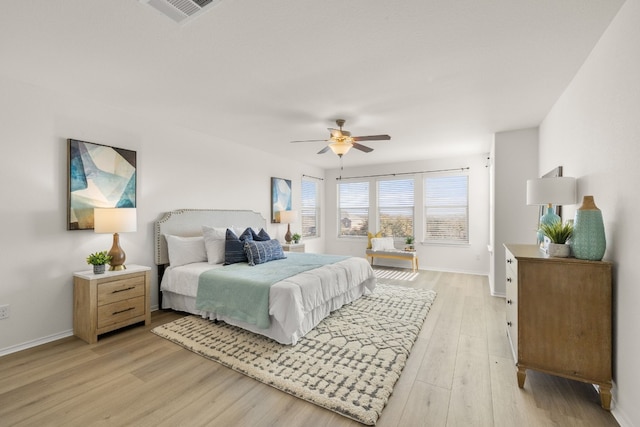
[{"xmin": 160, "ymin": 256, "xmax": 376, "ymax": 344}]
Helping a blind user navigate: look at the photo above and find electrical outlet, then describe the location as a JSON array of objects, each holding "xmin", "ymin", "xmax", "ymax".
[{"xmin": 0, "ymin": 304, "xmax": 9, "ymax": 320}]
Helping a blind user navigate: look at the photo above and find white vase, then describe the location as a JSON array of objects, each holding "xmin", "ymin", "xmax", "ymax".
[{"xmin": 548, "ymin": 243, "xmax": 570, "ymax": 258}]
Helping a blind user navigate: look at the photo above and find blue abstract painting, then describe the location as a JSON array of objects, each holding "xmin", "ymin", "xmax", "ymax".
[{"xmin": 68, "ymin": 139, "xmax": 136, "ymax": 230}]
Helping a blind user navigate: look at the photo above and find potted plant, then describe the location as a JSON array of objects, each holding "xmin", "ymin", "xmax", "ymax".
[
  {"xmin": 291, "ymin": 233, "xmax": 301, "ymax": 244},
  {"xmin": 405, "ymin": 236, "xmax": 415, "ymax": 251},
  {"xmin": 86, "ymin": 251, "xmax": 112, "ymax": 274},
  {"xmin": 540, "ymin": 219, "xmax": 573, "ymax": 257}
]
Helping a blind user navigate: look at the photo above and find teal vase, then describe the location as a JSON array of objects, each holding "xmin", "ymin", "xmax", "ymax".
[{"xmin": 571, "ymin": 196, "xmax": 606, "ymax": 261}]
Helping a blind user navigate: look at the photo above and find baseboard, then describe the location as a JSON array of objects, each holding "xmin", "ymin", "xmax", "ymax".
[{"xmin": 0, "ymin": 329, "xmax": 74, "ymax": 357}]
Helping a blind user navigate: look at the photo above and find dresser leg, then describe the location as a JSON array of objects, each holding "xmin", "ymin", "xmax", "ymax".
[
  {"xmin": 599, "ymin": 384, "xmax": 612, "ymax": 410},
  {"xmin": 517, "ymin": 367, "xmax": 526, "ymax": 388}
]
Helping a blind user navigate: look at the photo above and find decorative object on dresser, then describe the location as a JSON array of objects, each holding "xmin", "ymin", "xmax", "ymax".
[
  {"xmin": 279, "ymin": 209, "xmax": 297, "ymax": 243},
  {"xmin": 94, "ymin": 208, "xmax": 137, "ymax": 271},
  {"xmin": 539, "ymin": 219, "xmax": 573, "ymax": 257},
  {"xmin": 73, "ymin": 265, "xmax": 151, "ymax": 344},
  {"xmin": 504, "ymin": 244, "xmax": 612, "ymax": 410},
  {"xmin": 571, "ymin": 195, "xmax": 607, "ymax": 261},
  {"xmin": 526, "ymin": 175, "xmax": 576, "ymax": 246},
  {"xmin": 152, "ymin": 284, "xmax": 436, "ymax": 426},
  {"xmin": 67, "ymin": 139, "xmax": 136, "ymax": 230},
  {"xmin": 86, "ymin": 250, "xmax": 112, "ymax": 274},
  {"xmin": 291, "ymin": 232, "xmax": 301, "ymax": 244}
]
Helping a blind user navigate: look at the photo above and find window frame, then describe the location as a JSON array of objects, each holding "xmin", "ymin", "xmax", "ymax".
[
  {"xmin": 423, "ymin": 174, "xmax": 469, "ymax": 244},
  {"xmin": 301, "ymin": 178, "xmax": 320, "ymax": 238},
  {"xmin": 376, "ymin": 177, "xmax": 415, "ymax": 241},
  {"xmin": 337, "ymin": 180, "xmax": 370, "ymax": 238}
]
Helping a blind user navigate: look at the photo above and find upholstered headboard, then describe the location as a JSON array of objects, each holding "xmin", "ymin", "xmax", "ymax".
[{"xmin": 154, "ymin": 209, "xmax": 267, "ymax": 266}]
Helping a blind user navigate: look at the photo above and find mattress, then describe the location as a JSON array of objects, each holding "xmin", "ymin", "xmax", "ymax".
[{"xmin": 160, "ymin": 256, "xmax": 376, "ymax": 345}]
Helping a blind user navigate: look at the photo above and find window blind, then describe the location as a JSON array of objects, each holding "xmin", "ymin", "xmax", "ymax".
[
  {"xmin": 377, "ymin": 178, "xmax": 414, "ymax": 238},
  {"xmin": 338, "ymin": 181, "xmax": 369, "ymax": 236},
  {"xmin": 424, "ymin": 175, "xmax": 469, "ymax": 243},
  {"xmin": 301, "ymin": 179, "xmax": 319, "ymax": 238}
]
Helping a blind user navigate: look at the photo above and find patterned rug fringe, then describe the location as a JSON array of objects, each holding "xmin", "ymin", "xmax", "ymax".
[{"xmin": 152, "ymin": 284, "xmax": 436, "ymax": 425}]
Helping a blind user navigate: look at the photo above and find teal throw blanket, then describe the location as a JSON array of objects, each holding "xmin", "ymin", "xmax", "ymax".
[{"xmin": 196, "ymin": 252, "xmax": 348, "ymax": 329}]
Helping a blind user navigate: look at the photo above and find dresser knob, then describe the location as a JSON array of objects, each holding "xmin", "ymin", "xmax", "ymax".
[
  {"xmin": 507, "ymin": 259, "xmax": 513, "ymax": 264},
  {"xmin": 507, "ymin": 321, "xmax": 512, "ymax": 327},
  {"xmin": 507, "ymin": 277, "xmax": 512, "ymax": 283},
  {"xmin": 507, "ymin": 299, "xmax": 512, "ymax": 305}
]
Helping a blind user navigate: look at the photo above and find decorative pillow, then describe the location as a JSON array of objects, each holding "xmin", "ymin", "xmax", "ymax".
[
  {"xmin": 166, "ymin": 235, "xmax": 207, "ymax": 267},
  {"xmin": 367, "ymin": 231, "xmax": 383, "ymax": 249},
  {"xmin": 202, "ymin": 226, "xmax": 227, "ymax": 264},
  {"xmin": 224, "ymin": 228, "xmax": 254, "ymax": 265},
  {"xmin": 371, "ymin": 237, "xmax": 395, "ymax": 251},
  {"xmin": 244, "ymin": 239, "xmax": 286, "ymax": 266},
  {"xmin": 251, "ymin": 228, "xmax": 271, "ymax": 241}
]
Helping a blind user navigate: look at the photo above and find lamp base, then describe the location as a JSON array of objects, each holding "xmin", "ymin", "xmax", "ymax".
[
  {"xmin": 109, "ymin": 264, "xmax": 127, "ymax": 271},
  {"xmin": 107, "ymin": 232, "xmax": 127, "ymax": 272},
  {"xmin": 285, "ymin": 224, "xmax": 292, "ymax": 243}
]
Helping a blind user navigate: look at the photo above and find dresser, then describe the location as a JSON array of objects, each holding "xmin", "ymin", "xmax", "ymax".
[
  {"xmin": 73, "ymin": 265, "xmax": 151, "ymax": 344},
  {"xmin": 504, "ymin": 244, "xmax": 612, "ymax": 409}
]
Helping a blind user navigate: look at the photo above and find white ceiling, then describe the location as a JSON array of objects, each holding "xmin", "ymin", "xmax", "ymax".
[{"xmin": 0, "ymin": 0, "xmax": 624, "ymax": 169}]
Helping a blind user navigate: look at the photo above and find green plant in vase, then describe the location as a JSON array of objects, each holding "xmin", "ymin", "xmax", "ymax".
[
  {"xmin": 86, "ymin": 250, "xmax": 112, "ymax": 274},
  {"xmin": 405, "ymin": 236, "xmax": 415, "ymax": 250},
  {"xmin": 539, "ymin": 219, "xmax": 573, "ymax": 257},
  {"xmin": 291, "ymin": 233, "xmax": 301, "ymax": 244}
]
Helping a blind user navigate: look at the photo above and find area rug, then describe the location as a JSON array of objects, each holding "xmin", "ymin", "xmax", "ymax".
[{"xmin": 151, "ymin": 284, "xmax": 437, "ymax": 425}]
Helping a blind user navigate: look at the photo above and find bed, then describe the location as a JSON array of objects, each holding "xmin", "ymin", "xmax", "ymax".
[{"xmin": 154, "ymin": 209, "xmax": 376, "ymax": 345}]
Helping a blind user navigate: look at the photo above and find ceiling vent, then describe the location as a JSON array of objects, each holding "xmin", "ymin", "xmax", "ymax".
[{"xmin": 140, "ymin": 0, "xmax": 222, "ymax": 24}]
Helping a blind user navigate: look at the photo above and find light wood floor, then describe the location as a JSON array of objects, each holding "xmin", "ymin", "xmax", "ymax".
[{"xmin": 0, "ymin": 269, "xmax": 619, "ymax": 426}]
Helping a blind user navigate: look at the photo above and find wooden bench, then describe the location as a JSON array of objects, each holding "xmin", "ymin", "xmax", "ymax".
[{"xmin": 366, "ymin": 249, "xmax": 418, "ymax": 272}]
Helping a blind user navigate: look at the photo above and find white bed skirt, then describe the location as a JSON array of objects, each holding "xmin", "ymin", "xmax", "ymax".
[{"xmin": 162, "ymin": 278, "xmax": 374, "ymax": 345}]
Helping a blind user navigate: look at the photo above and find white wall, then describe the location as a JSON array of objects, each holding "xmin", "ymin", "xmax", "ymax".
[
  {"xmin": 539, "ymin": 0, "xmax": 640, "ymax": 424},
  {"xmin": 324, "ymin": 154, "xmax": 490, "ymax": 275},
  {"xmin": 490, "ymin": 128, "xmax": 539, "ymax": 296},
  {"xmin": 0, "ymin": 76, "xmax": 325, "ymax": 354}
]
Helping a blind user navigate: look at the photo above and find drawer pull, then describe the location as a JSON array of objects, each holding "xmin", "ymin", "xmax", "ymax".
[
  {"xmin": 507, "ymin": 321, "xmax": 512, "ymax": 327},
  {"xmin": 112, "ymin": 307, "xmax": 135, "ymax": 315},
  {"xmin": 507, "ymin": 299, "xmax": 512, "ymax": 305},
  {"xmin": 507, "ymin": 259, "xmax": 513, "ymax": 264},
  {"xmin": 507, "ymin": 277, "xmax": 512, "ymax": 283},
  {"xmin": 112, "ymin": 286, "xmax": 135, "ymax": 294}
]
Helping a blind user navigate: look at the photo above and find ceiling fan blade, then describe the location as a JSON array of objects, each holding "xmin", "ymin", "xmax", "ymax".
[
  {"xmin": 290, "ymin": 139, "xmax": 328, "ymax": 143},
  {"xmin": 352, "ymin": 142, "xmax": 374, "ymax": 153},
  {"xmin": 352, "ymin": 134, "xmax": 391, "ymax": 142},
  {"xmin": 317, "ymin": 146, "xmax": 331, "ymax": 154}
]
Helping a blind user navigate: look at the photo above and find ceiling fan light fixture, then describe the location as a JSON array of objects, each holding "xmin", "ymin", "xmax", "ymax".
[{"xmin": 329, "ymin": 141, "xmax": 352, "ymax": 157}]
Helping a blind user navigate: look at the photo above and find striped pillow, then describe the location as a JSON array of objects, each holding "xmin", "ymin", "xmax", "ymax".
[
  {"xmin": 224, "ymin": 228, "xmax": 254, "ymax": 265},
  {"xmin": 244, "ymin": 239, "xmax": 286, "ymax": 266}
]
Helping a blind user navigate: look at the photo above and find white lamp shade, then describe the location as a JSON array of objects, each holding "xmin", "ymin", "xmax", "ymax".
[
  {"xmin": 279, "ymin": 210, "xmax": 297, "ymax": 224},
  {"xmin": 526, "ymin": 177, "xmax": 577, "ymax": 206},
  {"xmin": 94, "ymin": 208, "xmax": 137, "ymax": 233},
  {"xmin": 329, "ymin": 141, "xmax": 352, "ymax": 156}
]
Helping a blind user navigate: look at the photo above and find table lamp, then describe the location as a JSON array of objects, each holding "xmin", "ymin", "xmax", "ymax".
[
  {"xmin": 279, "ymin": 210, "xmax": 297, "ymax": 243},
  {"xmin": 526, "ymin": 177, "xmax": 576, "ymax": 244},
  {"xmin": 94, "ymin": 208, "xmax": 137, "ymax": 271}
]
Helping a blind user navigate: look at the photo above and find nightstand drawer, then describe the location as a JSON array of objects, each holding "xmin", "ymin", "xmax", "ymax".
[
  {"xmin": 98, "ymin": 296, "xmax": 145, "ymax": 329},
  {"xmin": 98, "ymin": 276, "xmax": 145, "ymax": 306}
]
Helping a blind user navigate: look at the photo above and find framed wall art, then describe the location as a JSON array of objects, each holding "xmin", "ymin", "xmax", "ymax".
[
  {"xmin": 271, "ymin": 177, "xmax": 292, "ymax": 223},
  {"xmin": 67, "ymin": 139, "xmax": 137, "ymax": 230}
]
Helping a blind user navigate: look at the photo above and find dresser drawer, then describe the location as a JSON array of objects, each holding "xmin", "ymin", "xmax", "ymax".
[
  {"xmin": 98, "ymin": 275, "xmax": 145, "ymax": 306},
  {"xmin": 98, "ymin": 296, "xmax": 145, "ymax": 329}
]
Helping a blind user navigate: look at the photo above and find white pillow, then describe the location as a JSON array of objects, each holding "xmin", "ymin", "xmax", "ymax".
[
  {"xmin": 371, "ymin": 237, "xmax": 395, "ymax": 251},
  {"xmin": 165, "ymin": 235, "xmax": 207, "ymax": 267},
  {"xmin": 202, "ymin": 226, "xmax": 227, "ymax": 264}
]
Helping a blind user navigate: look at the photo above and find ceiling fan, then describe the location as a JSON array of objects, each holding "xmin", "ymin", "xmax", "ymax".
[{"xmin": 290, "ymin": 119, "xmax": 391, "ymax": 157}]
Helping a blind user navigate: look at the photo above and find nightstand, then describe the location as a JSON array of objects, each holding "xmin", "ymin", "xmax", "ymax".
[
  {"xmin": 282, "ymin": 242, "xmax": 305, "ymax": 253},
  {"xmin": 73, "ymin": 265, "xmax": 151, "ymax": 344}
]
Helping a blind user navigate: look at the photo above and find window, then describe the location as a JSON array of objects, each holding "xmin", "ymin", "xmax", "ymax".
[
  {"xmin": 301, "ymin": 178, "xmax": 319, "ymax": 238},
  {"xmin": 377, "ymin": 178, "xmax": 414, "ymax": 238},
  {"xmin": 424, "ymin": 175, "xmax": 468, "ymax": 243},
  {"xmin": 338, "ymin": 181, "xmax": 369, "ymax": 236}
]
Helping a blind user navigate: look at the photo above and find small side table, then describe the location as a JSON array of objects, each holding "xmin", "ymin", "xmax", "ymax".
[
  {"xmin": 282, "ymin": 242, "xmax": 305, "ymax": 253},
  {"xmin": 73, "ymin": 265, "xmax": 151, "ymax": 344}
]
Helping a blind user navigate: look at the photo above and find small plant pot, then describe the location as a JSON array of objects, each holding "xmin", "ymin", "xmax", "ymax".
[
  {"xmin": 548, "ymin": 243, "xmax": 570, "ymax": 258},
  {"xmin": 93, "ymin": 264, "xmax": 106, "ymax": 274}
]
